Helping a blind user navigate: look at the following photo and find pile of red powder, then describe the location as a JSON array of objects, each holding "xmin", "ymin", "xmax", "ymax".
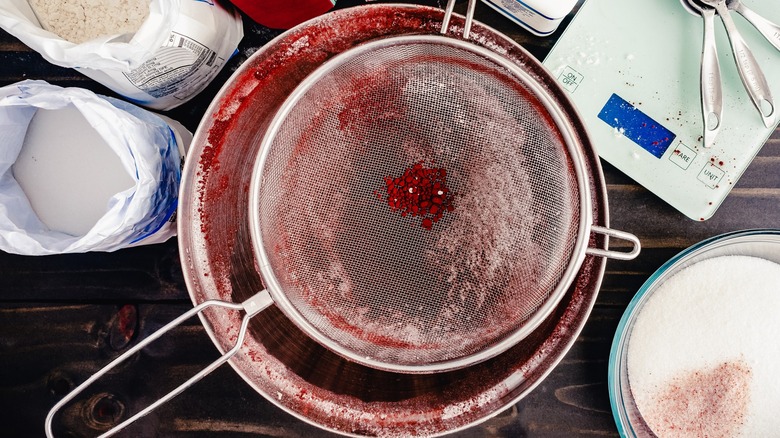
[{"xmin": 379, "ymin": 161, "xmax": 454, "ymax": 229}]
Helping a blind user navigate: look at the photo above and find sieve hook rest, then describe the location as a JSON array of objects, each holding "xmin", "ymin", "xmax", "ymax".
[
  {"xmin": 441, "ymin": 0, "xmax": 478, "ymax": 39},
  {"xmin": 44, "ymin": 291, "xmax": 273, "ymax": 438},
  {"xmin": 585, "ymin": 225, "xmax": 641, "ymax": 261}
]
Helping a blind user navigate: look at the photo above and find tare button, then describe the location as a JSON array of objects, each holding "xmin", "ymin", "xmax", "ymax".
[
  {"xmin": 697, "ymin": 163, "xmax": 725, "ymax": 189},
  {"xmin": 668, "ymin": 142, "xmax": 696, "ymax": 170}
]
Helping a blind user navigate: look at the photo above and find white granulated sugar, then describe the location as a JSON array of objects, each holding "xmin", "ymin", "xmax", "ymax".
[
  {"xmin": 470, "ymin": 32, "xmax": 510, "ymax": 56},
  {"xmin": 441, "ymin": 385, "xmax": 504, "ymax": 420},
  {"xmin": 215, "ymin": 79, "xmax": 260, "ymax": 121},
  {"xmin": 285, "ymin": 35, "xmax": 310, "ymax": 57},
  {"xmin": 627, "ymin": 255, "xmax": 780, "ymax": 437},
  {"xmin": 29, "ymin": 0, "xmax": 150, "ymax": 43}
]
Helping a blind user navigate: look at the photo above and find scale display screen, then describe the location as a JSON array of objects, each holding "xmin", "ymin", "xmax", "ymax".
[{"xmin": 597, "ymin": 93, "xmax": 676, "ymax": 159}]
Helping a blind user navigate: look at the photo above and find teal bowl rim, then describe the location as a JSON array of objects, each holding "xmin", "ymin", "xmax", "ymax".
[{"xmin": 607, "ymin": 228, "xmax": 780, "ymax": 437}]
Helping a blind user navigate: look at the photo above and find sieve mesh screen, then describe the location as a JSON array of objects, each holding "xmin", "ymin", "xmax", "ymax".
[{"xmin": 254, "ymin": 38, "xmax": 581, "ymax": 369}]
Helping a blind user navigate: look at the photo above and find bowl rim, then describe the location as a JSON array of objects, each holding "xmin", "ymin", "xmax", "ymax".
[{"xmin": 607, "ymin": 228, "xmax": 780, "ymax": 437}]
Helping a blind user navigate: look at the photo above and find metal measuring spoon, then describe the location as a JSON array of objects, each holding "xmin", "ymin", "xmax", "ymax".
[
  {"xmin": 699, "ymin": 0, "xmax": 775, "ymax": 128},
  {"xmin": 726, "ymin": 0, "xmax": 780, "ymax": 52},
  {"xmin": 681, "ymin": 0, "xmax": 723, "ymax": 147}
]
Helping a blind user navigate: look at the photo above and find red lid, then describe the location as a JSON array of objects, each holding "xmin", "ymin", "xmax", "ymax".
[{"xmin": 229, "ymin": 0, "xmax": 336, "ymax": 29}]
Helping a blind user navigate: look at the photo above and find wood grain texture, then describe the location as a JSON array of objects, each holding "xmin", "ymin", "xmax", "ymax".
[{"xmin": 1, "ymin": 0, "xmax": 778, "ymax": 436}]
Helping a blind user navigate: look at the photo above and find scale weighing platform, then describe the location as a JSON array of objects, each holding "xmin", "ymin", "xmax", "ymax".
[{"xmin": 543, "ymin": 0, "xmax": 780, "ymax": 220}]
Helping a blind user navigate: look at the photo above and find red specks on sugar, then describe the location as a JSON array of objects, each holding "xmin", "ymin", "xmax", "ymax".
[{"xmin": 642, "ymin": 361, "xmax": 752, "ymax": 438}]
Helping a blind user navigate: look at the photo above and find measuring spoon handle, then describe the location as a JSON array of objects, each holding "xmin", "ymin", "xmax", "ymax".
[
  {"xmin": 735, "ymin": 3, "xmax": 780, "ymax": 52},
  {"xmin": 701, "ymin": 8, "xmax": 723, "ymax": 148},
  {"xmin": 715, "ymin": 2, "xmax": 775, "ymax": 127}
]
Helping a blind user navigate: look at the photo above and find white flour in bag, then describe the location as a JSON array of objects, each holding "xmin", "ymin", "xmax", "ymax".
[
  {"xmin": 12, "ymin": 105, "xmax": 135, "ymax": 236},
  {"xmin": 1, "ymin": 1, "xmax": 243, "ymax": 109},
  {"xmin": 28, "ymin": 0, "xmax": 150, "ymax": 44}
]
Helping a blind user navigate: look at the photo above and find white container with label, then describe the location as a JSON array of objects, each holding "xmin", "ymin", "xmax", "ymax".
[{"xmin": 481, "ymin": 0, "xmax": 579, "ymax": 36}]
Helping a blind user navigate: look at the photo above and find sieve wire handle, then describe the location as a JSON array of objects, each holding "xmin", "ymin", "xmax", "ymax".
[
  {"xmin": 441, "ymin": 0, "xmax": 478, "ymax": 38},
  {"xmin": 585, "ymin": 225, "xmax": 641, "ymax": 261},
  {"xmin": 44, "ymin": 291, "xmax": 273, "ymax": 438}
]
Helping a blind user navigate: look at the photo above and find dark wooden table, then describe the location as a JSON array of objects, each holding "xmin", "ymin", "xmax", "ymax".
[{"xmin": 2, "ymin": 1, "xmax": 779, "ymax": 437}]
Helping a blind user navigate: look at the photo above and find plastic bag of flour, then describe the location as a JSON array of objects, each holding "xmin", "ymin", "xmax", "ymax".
[
  {"xmin": 0, "ymin": 80, "xmax": 189, "ymax": 255},
  {"xmin": 0, "ymin": 0, "xmax": 243, "ymax": 110}
]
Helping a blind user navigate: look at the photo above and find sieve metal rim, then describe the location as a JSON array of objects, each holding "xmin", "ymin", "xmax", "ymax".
[{"xmin": 247, "ymin": 34, "xmax": 593, "ymax": 374}]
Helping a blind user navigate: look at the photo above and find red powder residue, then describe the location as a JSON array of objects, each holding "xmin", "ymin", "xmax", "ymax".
[
  {"xmin": 643, "ymin": 360, "xmax": 753, "ymax": 438},
  {"xmin": 337, "ymin": 64, "xmax": 406, "ymax": 131},
  {"xmin": 379, "ymin": 161, "xmax": 454, "ymax": 230}
]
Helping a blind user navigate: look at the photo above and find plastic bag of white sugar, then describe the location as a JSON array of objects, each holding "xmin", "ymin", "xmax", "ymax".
[
  {"xmin": 0, "ymin": 80, "xmax": 191, "ymax": 255},
  {"xmin": 0, "ymin": 0, "xmax": 242, "ymax": 110}
]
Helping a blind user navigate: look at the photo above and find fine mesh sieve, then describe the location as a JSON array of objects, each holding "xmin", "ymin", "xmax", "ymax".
[{"xmin": 246, "ymin": 32, "xmax": 636, "ymax": 374}]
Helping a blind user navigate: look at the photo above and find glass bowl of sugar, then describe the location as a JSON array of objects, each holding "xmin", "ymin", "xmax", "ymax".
[{"xmin": 609, "ymin": 229, "xmax": 780, "ymax": 437}]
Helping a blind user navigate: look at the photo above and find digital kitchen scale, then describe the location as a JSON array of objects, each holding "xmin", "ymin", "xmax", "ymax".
[{"xmin": 543, "ymin": 0, "xmax": 780, "ymax": 220}]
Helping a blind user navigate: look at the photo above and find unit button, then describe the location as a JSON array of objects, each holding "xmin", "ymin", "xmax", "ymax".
[
  {"xmin": 668, "ymin": 142, "xmax": 696, "ymax": 170},
  {"xmin": 698, "ymin": 163, "xmax": 725, "ymax": 188}
]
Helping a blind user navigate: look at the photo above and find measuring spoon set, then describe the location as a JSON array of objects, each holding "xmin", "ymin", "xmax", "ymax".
[{"xmin": 681, "ymin": 0, "xmax": 780, "ymax": 147}]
